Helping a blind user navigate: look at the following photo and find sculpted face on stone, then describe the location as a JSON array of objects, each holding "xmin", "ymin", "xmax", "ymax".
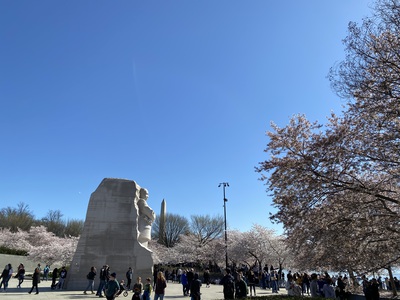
[{"xmin": 139, "ymin": 188, "xmax": 149, "ymax": 200}]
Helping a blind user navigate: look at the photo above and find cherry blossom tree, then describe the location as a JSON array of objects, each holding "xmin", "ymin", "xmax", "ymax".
[
  {"xmin": 0, "ymin": 225, "xmax": 78, "ymax": 266},
  {"xmin": 0, "ymin": 227, "xmax": 30, "ymax": 251},
  {"xmin": 257, "ymin": 0, "xmax": 400, "ymax": 292},
  {"xmin": 229, "ymin": 225, "xmax": 291, "ymax": 271},
  {"xmin": 148, "ymin": 240, "xmax": 179, "ymax": 264},
  {"xmin": 26, "ymin": 226, "xmax": 79, "ymax": 266}
]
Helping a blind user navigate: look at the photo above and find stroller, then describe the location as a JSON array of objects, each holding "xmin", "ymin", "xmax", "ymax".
[{"xmin": 116, "ymin": 280, "xmax": 129, "ymax": 297}]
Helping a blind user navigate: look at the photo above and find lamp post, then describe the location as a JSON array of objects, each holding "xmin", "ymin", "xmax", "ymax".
[{"xmin": 218, "ymin": 182, "xmax": 229, "ymax": 269}]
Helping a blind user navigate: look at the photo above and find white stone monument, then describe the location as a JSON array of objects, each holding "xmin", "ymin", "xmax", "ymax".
[{"xmin": 64, "ymin": 178, "xmax": 155, "ymax": 290}]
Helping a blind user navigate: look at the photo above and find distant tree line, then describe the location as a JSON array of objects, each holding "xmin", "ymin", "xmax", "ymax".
[
  {"xmin": 0, "ymin": 203, "xmax": 288, "ymax": 272},
  {"xmin": 0, "ymin": 202, "xmax": 83, "ymax": 237}
]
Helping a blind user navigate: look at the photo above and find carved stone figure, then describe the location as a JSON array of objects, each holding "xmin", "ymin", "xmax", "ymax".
[
  {"xmin": 137, "ymin": 188, "xmax": 156, "ymax": 247},
  {"xmin": 64, "ymin": 178, "xmax": 155, "ymax": 290}
]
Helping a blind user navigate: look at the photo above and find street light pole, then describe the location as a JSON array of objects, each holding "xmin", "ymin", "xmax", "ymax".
[{"xmin": 218, "ymin": 182, "xmax": 229, "ymax": 269}]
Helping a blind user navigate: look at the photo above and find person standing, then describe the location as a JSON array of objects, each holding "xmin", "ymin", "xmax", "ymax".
[
  {"xmin": 220, "ymin": 268, "xmax": 235, "ymax": 300},
  {"xmin": 84, "ymin": 266, "xmax": 97, "ymax": 294},
  {"xmin": 203, "ymin": 269, "xmax": 210, "ymax": 288},
  {"xmin": 177, "ymin": 268, "xmax": 182, "ymax": 284},
  {"xmin": 133, "ymin": 276, "xmax": 143, "ymax": 297},
  {"xmin": 104, "ymin": 272, "xmax": 120, "ymax": 300},
  {"xmin": 51, "ymin": 267, "xmax": 58, "ymax": 289},
  {"xmin": 154, "ymin": 271, "xmax": 167, "ymax": 300},
  {"xmin": 143, "ymin": 278, "xmax": 152, "ymax": 300},
  {"xmin": 3, "ymin": 263, "xmax": 13, "ymax": 291},
  {"xmin": 310, "ymin": 273, "xmax": 319, "ymax": 298},
  {"xmin": 126, "ymin": 267, "xmax": 133, "ymax": 290},
  {"xmin": 57, "ymin": 266, "xmax": 67, "ymax": 289},
  {"xmin": 190, "ymin": 273, "xmax": 202, "ymax": 300},
  {"xmin": 43, "ymin": 265, "xmax": 50, "ymax": 281},
  {"xmin": 247, "ymin": 270, "xmax": 257, "ymax": 296},
  {"xmin": 186, "ymin": 269, "xmax": 194, "ymax": 295},
  {"xmin": 369, "ymin": 278, "xmax": 380, "ymax": 300},
  {"xmin": 322, "ymin": 278, "xmax": 336, "ymax": 299},
  {"xmin": 235, "ymin": 273, "xmax": 248, "ymax": 299},
  {"xmin": 181, "ymin": 270, "xmax": 188, "ymax": 296},
  {"xmin": 28, "ymin": 266, "xmax": 41, "ymax": 294},
  {"xmin": 271, "ymin": 270, "xmax": 278, "ymax": 293}
]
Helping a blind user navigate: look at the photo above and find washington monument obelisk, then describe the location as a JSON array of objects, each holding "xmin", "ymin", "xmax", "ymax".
[{"xmin": 158, "ymin": 199, "xmax": 166, "ymax": 244}]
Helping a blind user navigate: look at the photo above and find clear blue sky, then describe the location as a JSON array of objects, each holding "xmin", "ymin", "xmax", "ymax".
[{"xmin": 0, "ymin": 1, "xmax": 372, "ymax": 234}]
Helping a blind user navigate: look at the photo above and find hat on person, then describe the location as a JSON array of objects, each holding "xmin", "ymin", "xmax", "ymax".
[{"xmin": 111, "ymin": 272, "xmax": 117, "ymax": 278}]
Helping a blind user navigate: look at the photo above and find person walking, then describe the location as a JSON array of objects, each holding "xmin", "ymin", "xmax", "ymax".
[
  {"xmin": 28, "ymin": 266, "xmax": 41, "ymax": 294},
  {"xmin": 97, "ymin": 265, "xmax": 109, "ymax": 297},
  {"xmin": 84, "ymin": 266, "xmax": 97, "ymax": 294},
  {"xmin": 104, "ymin": 272, "xmax": 120, "ymax": 300},
  {"xmin": 16, "ymin": 263, "xmax": 25, "ymax": 288},
  {"xmin": 154, "ymin": 271, "xmax": 167, "ymax": 300},
  {"xmin": 0, "ymin": 265, "xmax": 9, "ymax": 291}
]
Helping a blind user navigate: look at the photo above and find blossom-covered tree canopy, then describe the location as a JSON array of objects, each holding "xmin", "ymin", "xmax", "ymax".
[
  {"xmin": 257, "ymin": 0, "xmax": 400, "ymax": 275},
  {"xmin": 0, "ymin": 226, "xmax": 78, "ymax": 266}
]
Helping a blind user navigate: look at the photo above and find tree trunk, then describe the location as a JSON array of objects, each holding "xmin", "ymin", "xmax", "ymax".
[
  {"xmin": 348, "ymin": 268, "xmax": 358, "ymax": 287},
  {"xmin": 387, "ymin": 266, "xmax": 397, "ymax": 297}
]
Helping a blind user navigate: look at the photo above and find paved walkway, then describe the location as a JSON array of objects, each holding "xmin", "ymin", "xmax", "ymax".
[{"xmin": 0, "ymin": 277, "xmax": 288, "ymax": 300}]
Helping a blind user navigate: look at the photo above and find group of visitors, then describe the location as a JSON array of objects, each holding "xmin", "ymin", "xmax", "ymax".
[
  {"xmin": 29, "ymin": 263, "xmax": 68, "ymax": 294},
  {"xmin": 179, "ymin": 268, "xmax": 202, "ymax": 300},
  {"xmin": 220, "ymin": 268, "xmax": 247, "ymax": 299},
  {"xmin": 82, "ymin": 264, "xmax": 161, "ymax": 300},
  {"xmin": 0, "ymin": 262, "xmax": 71, "ymax": 294}
]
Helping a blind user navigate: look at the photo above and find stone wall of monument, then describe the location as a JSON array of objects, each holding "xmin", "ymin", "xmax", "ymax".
[{"xmin": 64, "ymin": 178, "xmax": 154, "ymax": 290}]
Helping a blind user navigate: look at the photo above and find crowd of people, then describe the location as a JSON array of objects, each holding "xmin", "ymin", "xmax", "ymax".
[{"xmin": 0, "ymin": 261, "xmax": 398, "ymax": 300}]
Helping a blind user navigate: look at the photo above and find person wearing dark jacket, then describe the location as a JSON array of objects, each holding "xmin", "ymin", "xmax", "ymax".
[
  {"xmin": 28, "ymin": 266, "xmax": 41, "ymax": 294},
  {"xmin": 235, "ymin": 273, "xmax": 248, "ymax": 299},
  {"xmin": 51, "ymin": 267, "xmax": 58, "ymax": 289},
  {"xmin": 220, "ymin": 268, "xmax": 235, "ymax": 300},
  {"xmin": 190, "ymin": 273, "xmax": 202, "ymax": 300},
  {"xmin": 84, "ymin": 266, "xmax": 97, "ymax": 294},
  {"xmin": 154, "ymin": 271, "xmax": 167, "ymax": 300},
  {"xmin": 16, "ymin": 263, "xmax": 25, "ymax": 288}
]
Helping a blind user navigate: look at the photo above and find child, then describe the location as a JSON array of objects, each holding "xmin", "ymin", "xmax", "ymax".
[
  {"xmin": 117, "ymin": 279, "xmax": 126, "ymax": 296},
  {"xmin": 141, "ymin": 278, "xmax": 152, "ymax": 300}
]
